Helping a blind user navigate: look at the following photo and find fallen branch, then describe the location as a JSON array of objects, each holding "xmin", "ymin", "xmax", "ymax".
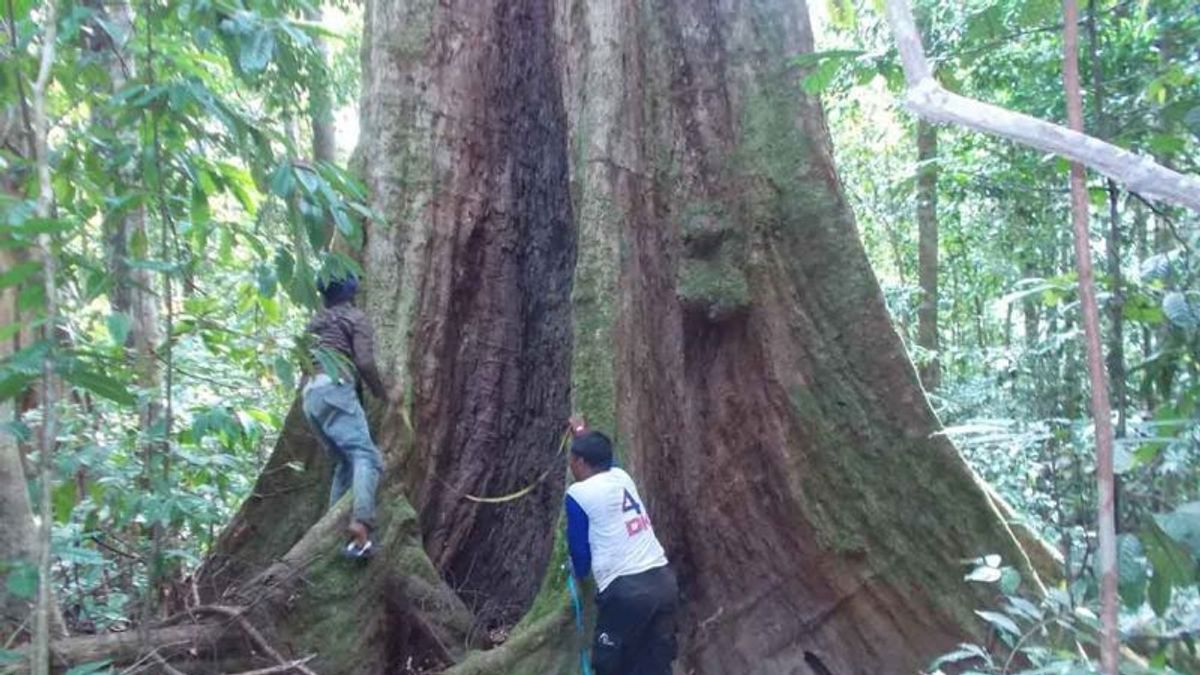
[
  {"xmin": 149, "ymin": 651, "xmax": 188, "ymax": 675},
  {"xmin": 881, "ymin": 0, "xmax": 1200, "ymax": 213},
  {"xmin": 26, "ymin": 622, "xmax": 238, "ymax": 667},
  {"xmin": 189, "ymin": 606, "xmax": 319, "ymax": 675},
  {"xmin": 224, "ymin": 655, "xmax": 317, "ymax": 675}
]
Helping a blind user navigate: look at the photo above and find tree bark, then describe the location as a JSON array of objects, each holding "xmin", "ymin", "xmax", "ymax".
[
  {"xmin": 1062, "ymin": 0, "xmax": 1119, "ymax": 671},
  {"xmin": 0, "ymin": 12, "xmax": 68, "ymax": 649},
  {"xmin": 304, "ymin": 6, "xmax": 336, "ymax": 165},
  {"xmin": 31, "ymin": 2, "xmax": 60, "ymax": 672},
  {"xmin": 149, "ymin": 1, "xmax": 1057, "ymax": 673},
  {"xmin": 0, "ymin": 247, "xmax": 47, "ymax": 644},
  {"xmin": 917, "ymin": 120, "xmax": 940, "ymax": 389}
]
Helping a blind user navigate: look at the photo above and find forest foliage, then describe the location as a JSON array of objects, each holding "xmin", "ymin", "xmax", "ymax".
[{"xmin": 1, "ymin": 0, "xmax": 1199, "ymax": 672}]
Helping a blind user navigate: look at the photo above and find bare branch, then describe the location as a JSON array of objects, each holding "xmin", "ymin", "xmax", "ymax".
[
  {"xmin": 30, "ymin": 2, "xmax": 60, "ymax": 673},
  {"xmin": 882, "ymin": 0, "xmax": 1200, "ymax": 213},
  {"xmin": 190, "ymin": 606, "xmax": 319, "ymax": 675},
  {"xmin": 149, "ymin": 651, "xmax": 188, "ymax": 675},
  {"xmin": 224, "ymin": 655, "xmax": 318, "ymax": 675}
]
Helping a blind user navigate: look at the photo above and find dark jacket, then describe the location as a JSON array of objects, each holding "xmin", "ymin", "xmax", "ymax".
[{"xmin": 306, "ymin": 302, "xmax": 387, "ymax": 400}]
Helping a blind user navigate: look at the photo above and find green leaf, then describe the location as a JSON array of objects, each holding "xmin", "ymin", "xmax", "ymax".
[
  {"xmin": 1118, "ymin": 534, "xmax": 1147, "ymax": 609},
  {"xmin": 60, "ymin": 366, "xmax": 135, "ymax": 406},
  {"xmin": 273, "ymin": 354, "xmax": 295, "ymax": 391},
  {"xmin": 974, "ymin": 610, "xmax": 1021, "ymax": 636},
  {"xmin": 274, "ymin": 248, "xmax": 295, "ymax": 286},
  {"xmin": 1148, "ymin": 567, "xmax": 1171, "ymax": 616},
  {"xmin": 239, "ymin": 27, "xmax": 276, "ymax": 74},
  {"xmin": 791, "ymin": 49, "xmax": 865, "ymax": 69},
  {"xmin": 53, "ymin": 480, "xmax": 76, "ymax": 523},
  {"xmin": 130, "ymin": 227, "xmax": 149, "ymax": 259},
  {"xmin": 999, "ymin": 567, "xmax": 1021, "ymax": 595},
  {"xmin": 1141, "ymin": 520, "xmax": 1196, "ymax": 616},
  {"xmin": 1143, "ymin": 520, "xmax": 1195, "ymax": 585},
  {"xmin": 1003, "ymin": 596, "xmax": 1043, "ymax": 622},
  {"xmin": 256, "ymin": 264, "xmax": 277, "ymax": 298},
  {"xmin": 825, "ymin": 0, "xmax": 857, "ymax": 30},
  {"xmin": 1162, "ymin": 291, "xmax": 1200, "ymax": 329},
  {"xmin": 1018, "ymin": 0, "xmax": 1060, "ymax": 26},
  {"xmin": 0, "ymin": 261, "xmax": 40, "ymax": 289},
  {"xmin": 1185, "ymin": 107, "xmax": 1200, "ymax": 139},
  {"xmin": 929, "ymin": 643, "xmax": 991, "ymax": 670},
  {"xmin": 217, "ymin": 162, "xmax": 258, "ymax": 215},
  {"xmin": 1147, "ymin": 133, "xmax": 1186, "ymax": 156},
  {"xmin": 0, "ymin": 374, "xmax": 34, "ymax": 402},
  {"xmin": 269, "ymin": 163, "xmax": 295, "ymax": 198},
  {"xmin": 106, "ymin": 312, "xmax": 132, "ymax": 346},
  {"xmin": 313, "ymin": 346, "xmax": 352, "ymax": 384},
  {"xmin": 2, "ymin": 217, "xmax": 73, "ymax": 239},
  {"xmin": 1155, "ymin": 502, "xmax": 1200, "ymax": 557},
  {"xmin": 4, "ymin": 562, "xmax": 38, "ymax": 600},
  {"xmin": 64, "ymin": 659, "xmax": 113, "ymax": 675},
  {"xmin": 191, "ymin": 183, "xmax": 211, "ymax": 230}
]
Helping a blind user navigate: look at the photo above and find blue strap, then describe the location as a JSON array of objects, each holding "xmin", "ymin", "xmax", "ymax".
[{"xmin": 566, "ymin": 571, "xmax": 594, "ymax": 675}]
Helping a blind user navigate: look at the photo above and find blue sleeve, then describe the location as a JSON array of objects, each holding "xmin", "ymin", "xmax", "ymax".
[{"xmin": 564, "ymin": 494, "xmax": 591, "ymax": 579}]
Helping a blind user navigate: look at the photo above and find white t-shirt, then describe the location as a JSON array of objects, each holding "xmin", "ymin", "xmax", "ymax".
[{"xmin": 565, "ymin": 468, "xmax": 668, "ymax": 592}]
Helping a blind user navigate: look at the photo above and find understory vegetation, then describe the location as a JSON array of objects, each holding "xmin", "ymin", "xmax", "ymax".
[{"xmin": 1, "ymin": 0, "xmax": 1198, "ymax": 672}]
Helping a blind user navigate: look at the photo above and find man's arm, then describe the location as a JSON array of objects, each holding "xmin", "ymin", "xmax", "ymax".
[
  {"xmin": 564, "ymin": 494, "xmax": 591, "ymax": 579},
  {"xmin": 349, "ymin": 311, "xmax": 388, "ymax": 400}
]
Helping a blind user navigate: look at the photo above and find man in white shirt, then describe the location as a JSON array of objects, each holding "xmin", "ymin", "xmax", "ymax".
[{"xmin": 564, "ymin": 416, "xmax": 678, "ymax": 675}]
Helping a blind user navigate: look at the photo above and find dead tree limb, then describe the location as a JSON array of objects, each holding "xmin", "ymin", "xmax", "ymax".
[
  {"xmin": 223, "ymin": 656, "xmax": 318, "ymax": 675},
  {"xmin": 881, "ymin": 0, "xmax": 1200, "ymax": 213},
  {"xmin": 23, "ymin": 623, "xmax": 239, "ymax": 667},
  {"xmin": 188, "ymin": 606, "xmax": 318, "ymax": 675}
]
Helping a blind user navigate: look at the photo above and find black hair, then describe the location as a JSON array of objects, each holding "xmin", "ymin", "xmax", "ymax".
[
  {"xmin": 318, "ymin": 274, "xmax": 359, "ymax": 308},
  {"xmin": 570, "ymin": 431, "xmax": 613, "ymax": 470}
]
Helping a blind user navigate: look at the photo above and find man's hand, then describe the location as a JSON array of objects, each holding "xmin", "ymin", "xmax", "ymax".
[{"xmin": 567, "ymin": 414, "xmax": 587, "ymax": 437}]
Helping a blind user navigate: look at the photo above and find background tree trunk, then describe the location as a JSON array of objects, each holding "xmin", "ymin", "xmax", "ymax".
[
  {"xmin": 0, "ymin": 249, "xmax": 61, "ymax": 644},
  {"xmin": 917, "ymin": 119, "xmax": 941, "ymax": 389},
  {"xmin": 0, "ymin": 23, "xmax": 67, "ymax": 649},
  {"xmin": 177, "ymin": 1, "xmax": 1057, "ymax": 673}
]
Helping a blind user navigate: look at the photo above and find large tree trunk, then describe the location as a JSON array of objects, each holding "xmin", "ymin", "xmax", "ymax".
[
  {"xmin": 106, "ymin": 1, "xmax": 1053, "ymax": 673},
  {"xmin": 558, "ymin": 1, "xmax": 1041, "ymax": 671}
]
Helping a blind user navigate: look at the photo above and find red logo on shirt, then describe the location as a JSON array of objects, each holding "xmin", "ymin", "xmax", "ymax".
[{"xmin": 622, "ymin": 489, "xmax": 651, "ymax": 537}]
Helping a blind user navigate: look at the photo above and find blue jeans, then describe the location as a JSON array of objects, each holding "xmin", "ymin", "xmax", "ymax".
[{"xmin": 302, "ymin": 381, "xmax": 383, "ymax": 530}]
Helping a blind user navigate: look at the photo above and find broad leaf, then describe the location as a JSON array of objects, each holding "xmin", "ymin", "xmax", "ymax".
[
  {"xmin": 974, "ymin": 610, "xmax": 1021, "ymax": 637},
  {"xmin": 60, "ymin": 365, "xmax": 135, "ymax": 406},
  {"xmin": 1155, "ymin": 502, "xmax": 1200, "ymax": 557},
  {"xmin": 929, "ymin": 643, "xmax": 991, "ymax": 670},
  {"xmin": 239, "ymin": 27, "xmax": 276, "ymax": 74},
  {"xmin": 64, "ymin": 660, "xmax": 113, "ymax": 675},
  {"xmin": 1162, "ymin": 291, "xmax": 1200, "ymax": 329},
  {"xmin": 1141, "ymin": 520, "xmax": 1197, "ymax": 616},
  {"xmin": 106, "ymin": 312, "xmax": 132, "ymax": 346},
  {"xmin": 4, "ymin": 562, "xmax": 38, "ymax": 600},
  {"xmin": 1117, "ymin": 534, "xmax": 1147, "ymax": 609}
]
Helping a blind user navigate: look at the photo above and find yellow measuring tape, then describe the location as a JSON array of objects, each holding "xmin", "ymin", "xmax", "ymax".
[{"xmin": 463, "ymin": 430, "xmax": 573, "ymax": 504}]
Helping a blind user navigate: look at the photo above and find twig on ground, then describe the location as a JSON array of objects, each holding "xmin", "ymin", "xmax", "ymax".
[{"xmin": 225, "ymin": 655, "xmax": 318, "ymax": 675}]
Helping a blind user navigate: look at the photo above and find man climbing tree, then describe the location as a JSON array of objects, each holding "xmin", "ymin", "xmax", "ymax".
[
  {"xmin": 302, "ymin": 273, "xmax": 398, "ymax": 558},
  {"xmin": 565, "ymin": 415, "xmax": 678, "ymax": 675}
]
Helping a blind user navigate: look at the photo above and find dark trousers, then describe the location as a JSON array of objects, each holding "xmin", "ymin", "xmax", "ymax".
[{"xmin": 593, "ymin": 565, "xmax": 678, "ymax": 675}]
